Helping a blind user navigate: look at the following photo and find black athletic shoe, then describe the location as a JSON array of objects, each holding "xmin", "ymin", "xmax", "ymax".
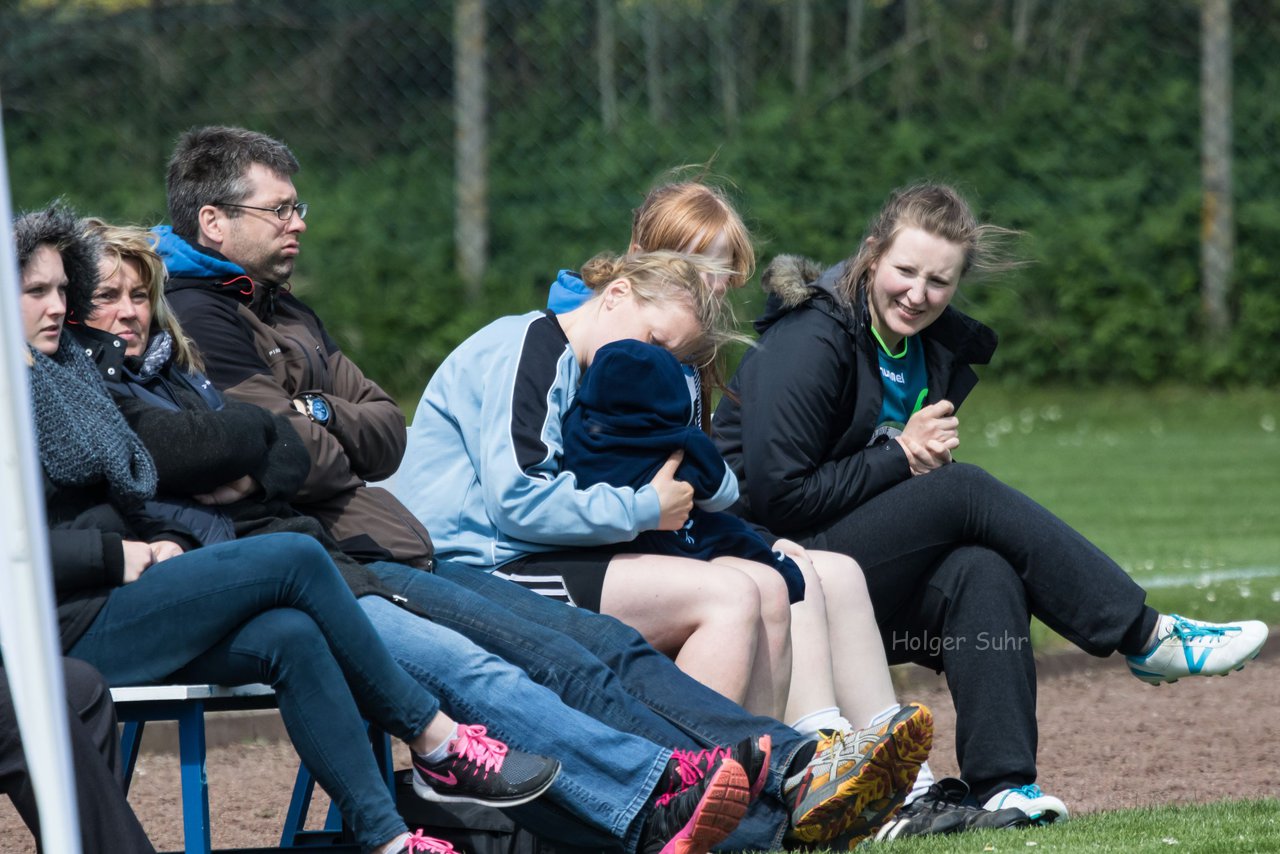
[
  {"xmin": 868, "ymin": 778, "xmax": 1030, "ymax": 842},
  {"xmin": 411, "ymin": 724, "xmax": 560, "ymax": 807},
  {"xmin": 640, "ymin": 756, "xmax": 751, "ymax": 854}
]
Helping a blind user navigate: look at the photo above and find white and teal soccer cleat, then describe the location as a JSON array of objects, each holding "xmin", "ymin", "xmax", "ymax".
[
  {"xmin": 1125, "ymin": 614, "xmax": 1268, "ymax": 685},
  {"xmin": 983, "ymin": 784, "xmax": 1068, "ymax": 825}
]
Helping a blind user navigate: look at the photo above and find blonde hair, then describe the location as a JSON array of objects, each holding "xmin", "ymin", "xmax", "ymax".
[
  {"xmin": 630, "ymin": 181, "xmax": 755, "ymax": 290},
  {"xmin": 838, "ymin": 183, "xmax": 1020, "ymax": 304},
  {"xmin": 83, "ymin": 219, "xmax": 205, "ymax": 373},
  {"xmin": 579, "ymin": 250, "xmax": 745, "ymax": 368}
]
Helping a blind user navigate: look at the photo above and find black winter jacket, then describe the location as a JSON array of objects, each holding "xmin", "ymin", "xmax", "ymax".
[
  {"xmin": 713, "ymin": 255, "xmax": 998, "ymax": 538},
  {"xmin": 74, "ymin": 325, "xmax": 427, "ymax": 611}
]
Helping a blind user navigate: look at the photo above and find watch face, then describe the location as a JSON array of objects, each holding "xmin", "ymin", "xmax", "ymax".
[{"xmin": 310, "ymin": 397, "xmax": 331, "ymax": 424}]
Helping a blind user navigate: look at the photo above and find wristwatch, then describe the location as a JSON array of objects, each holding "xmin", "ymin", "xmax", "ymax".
[{"xmin": 298, "ymin": 393, "xmax": 332, "ymax": 427}]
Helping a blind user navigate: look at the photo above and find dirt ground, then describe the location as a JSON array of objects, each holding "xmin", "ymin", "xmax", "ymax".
[{"xmin": 3, "ymin": 642, "xmax": 1276, "ymax": 852}]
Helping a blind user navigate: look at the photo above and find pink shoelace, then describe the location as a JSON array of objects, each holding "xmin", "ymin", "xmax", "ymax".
[
  {"xmin": 403, "ymin": 829, "xmax": 456, "ymax": 853},
  {"xmin": 450, "ymin": 723, "xmax": 508, "ymax": 773},
  {"xmin": 656, "ymin": 745, "xmax": 731, "ymax": 806}
]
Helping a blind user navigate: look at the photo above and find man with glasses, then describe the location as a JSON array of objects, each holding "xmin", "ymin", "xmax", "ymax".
[
  {"xmin": 155, "ymin": 125, "xmax": 932, "ymax": 851},
  {"xmin": 156, "ymin": 125, "xmax": 435, "ymax": 564}
]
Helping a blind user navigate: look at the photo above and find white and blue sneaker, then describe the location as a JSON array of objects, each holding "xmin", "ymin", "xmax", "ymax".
[
  {"xmin": 1125, "ymin": 614, "xmax": 1268, "ymax": 685},
  {"xmin": 982, "ymin": 784, "xmax": 1068, "ymax": 825}
]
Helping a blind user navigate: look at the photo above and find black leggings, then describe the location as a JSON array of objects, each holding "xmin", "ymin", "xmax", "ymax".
[{"xmin": 802, "ymin": 462, "xmax": 1158, "ymax": 800}]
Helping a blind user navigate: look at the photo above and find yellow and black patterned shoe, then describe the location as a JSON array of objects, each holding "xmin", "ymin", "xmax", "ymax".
[{"xmin": 783, "ymin": 703, "xmax": 933, "ymax": 845}]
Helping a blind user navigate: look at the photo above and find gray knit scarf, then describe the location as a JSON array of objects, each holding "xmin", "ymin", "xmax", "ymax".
[{"xmin": 29, "ymin": 331, "xmax": 157, "ymax": 502}]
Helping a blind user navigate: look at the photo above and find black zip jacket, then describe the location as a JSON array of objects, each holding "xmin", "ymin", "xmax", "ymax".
[{"xmin": 713, "ymin": 255, "xmax": 998, "ymax": 538}]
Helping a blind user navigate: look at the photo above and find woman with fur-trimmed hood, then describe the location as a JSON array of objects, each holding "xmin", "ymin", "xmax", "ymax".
[{"xmin": 713, "ymin": 182, "xmax": 1267, "ymax": 833}]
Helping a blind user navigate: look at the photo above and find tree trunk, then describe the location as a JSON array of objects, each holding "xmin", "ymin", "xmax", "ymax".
[
  {"xmin": 1012, "ymin": 0, "xmax": 1037, "ymax": 55},
  {"xmin": 644, "ymin": 5, "xmax": 667, "ymax": 124},
  {"xmin": 1201, "ymin": 0, "xmax": 1233, "ymax": 338},
  {"xmin": 714, "ymin": 0, "xmax": 739, "ymax": 130},
  {"xmin": 597, "ymin": 0, "xmax": 618, "ymax": 133},
  {"xmin": 454, "ymin": 0, "xmax": 488, "ymax": 300},
  {"xmin": 894, "ymin": 0, "xmax": 920, "ymax": 120},
  {"xmin": 792, "ymin": 0, "xmax": 812, "ymax": 95},
  {"xmin": 845, "ymin": 0, "xmax": 865, "ymax": 89}
]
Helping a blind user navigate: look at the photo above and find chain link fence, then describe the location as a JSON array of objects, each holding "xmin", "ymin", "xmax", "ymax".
[{"xmin": 3, "ymin": 0, "xmax": 1278, "ymax": 397}]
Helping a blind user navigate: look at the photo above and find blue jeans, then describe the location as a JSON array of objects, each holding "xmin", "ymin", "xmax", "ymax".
[
  {"xmin": 359, "ymin": 596, "xmax": 668, "ymax": 852},
  {"xmin": 69, "ymin": 534, "xmax": 434, "ymax": 851},
  {"xmin": 369, "ymin": 561, "xmax": 807, "ymax": 850}
]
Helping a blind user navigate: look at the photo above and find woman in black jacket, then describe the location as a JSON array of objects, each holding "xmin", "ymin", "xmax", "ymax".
[
  {"xmin": 16, "ymin": 203, "xmax": 560, "ymax": 854},
  {"xmin": 714, "ymin": 183, "xmax": 1267, "ymax": 828}
]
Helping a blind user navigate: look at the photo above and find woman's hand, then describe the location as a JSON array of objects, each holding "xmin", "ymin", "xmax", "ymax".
[
  {"xmin": 772, "ymin": 538, "xmax": 810, "ymax": 562},
  {"xmin": 148, "ymin": 540, "xmax": 185, "ymax": 564},
  {"xmin": 121, "ymin": 540, "xmax": 155, "ymax": 583},
  {"xmin": 897, "ymin": 400, "xmax": 960, "ymax": 475},
  {"xmin": 649, "ymin": 451, "xmax": 694, "ymax": 531},
  {"xmin": 194, "ymin": 474, "xmax": 258, "ymax": 505}
]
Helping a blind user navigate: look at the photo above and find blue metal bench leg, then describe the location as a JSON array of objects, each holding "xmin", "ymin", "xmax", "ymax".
[
  {"xmin": 119, "ymin": 721, "xmax": 144, "ymax": 797},
  {"xmin": 283, "ymin": 723, "xmax": 395, "ymax": 846},
  {"xmin": 177, "ymin": 700, "xmax": 213, "ymax": 854}
]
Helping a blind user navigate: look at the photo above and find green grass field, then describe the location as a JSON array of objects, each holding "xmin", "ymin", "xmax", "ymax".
[
  {"xmin": 819, "ymin": 798, "xmax": 1280, "ymax": 853},
  {"xmin": 953, "ymin": 386, "xmax": 1280, "ymax": 647}
]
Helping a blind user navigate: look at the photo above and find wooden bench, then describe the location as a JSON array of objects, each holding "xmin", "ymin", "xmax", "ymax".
[{"xmin": 111, "ymin": 684, "xmax": 392, "ymax": 854}]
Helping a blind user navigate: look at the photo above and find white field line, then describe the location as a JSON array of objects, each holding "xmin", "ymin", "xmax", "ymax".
[{"xmin": 1134, "ymin": 566, "xmax": 1280, "ymax": 590}]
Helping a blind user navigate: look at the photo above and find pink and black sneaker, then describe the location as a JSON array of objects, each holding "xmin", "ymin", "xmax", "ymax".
[
  {"xmin": 411, "ymin": 724, "xmax": 560, "ymax": 807},
  {"xmin": 641, "ymin": 756, "xmax": 751, "ymax": 854},
  {"xmin": 656, "ymin": 735, "xmax": 772, "ymax": 807}
]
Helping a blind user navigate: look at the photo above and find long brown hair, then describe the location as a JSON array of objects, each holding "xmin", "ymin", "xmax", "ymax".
[{"xmin": 838, "ymin": 183, "xmax": 1020, "ymax": 305}]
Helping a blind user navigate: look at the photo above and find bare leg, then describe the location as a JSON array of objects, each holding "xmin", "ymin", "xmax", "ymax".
[
  {"xmin": 599, "ymin": 554, "xmax": 763, "ymax": 708},
  {"xmin": 712, "ymin": 556, "xmax": 795, "ymax": 720},
  {"xmin": 779, "ymin": 553, "xmax": 839, "ymax": 725},
  {"xmin": 809, "ymin": 550, "xmax": 898, "ymax": 727}
]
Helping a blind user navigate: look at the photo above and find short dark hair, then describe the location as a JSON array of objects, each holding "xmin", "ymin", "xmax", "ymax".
[
  {"xmin": 14, "ymin": 200, "xmax": 101, "ymax": 322},
  {"xmin": 165, "ymin": 126, "xmax": 300, "ymax": 239}
]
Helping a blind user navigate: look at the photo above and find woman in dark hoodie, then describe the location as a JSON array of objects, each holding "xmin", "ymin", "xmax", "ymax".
[
  {"xmin": 713, "ymin": 183, "xmax": 1268, "ymax": 830},
  {"xmin": 15, "ymin": 202, "xmax": 562, "ymax": 854}
]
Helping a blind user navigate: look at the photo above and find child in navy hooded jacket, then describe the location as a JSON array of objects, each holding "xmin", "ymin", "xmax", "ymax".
[{"xmin": 561, "ymin": 339, "xmax": 804, "ymax": 602}]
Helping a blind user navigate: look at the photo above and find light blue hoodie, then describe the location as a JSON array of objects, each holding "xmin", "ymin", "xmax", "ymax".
[{"xmin": 398, "ymin": 310, "xmax": 663, "ymax": 568}]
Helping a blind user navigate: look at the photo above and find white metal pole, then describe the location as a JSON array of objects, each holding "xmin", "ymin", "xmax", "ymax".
[{"xmin": 0, "ymin": 105, "xmax": 84, "ymax": 854}]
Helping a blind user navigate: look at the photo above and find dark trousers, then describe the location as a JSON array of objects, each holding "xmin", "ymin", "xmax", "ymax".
[
  {"xmin": 803, "ymin": 462, "xmax": 1158, "ymax": 802},
  {"xmin": 0, "ymin": 658, "xmax": 155, "ymax": 853}
]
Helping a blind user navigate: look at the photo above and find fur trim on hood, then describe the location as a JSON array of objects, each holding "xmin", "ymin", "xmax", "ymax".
[
  {"xmin": 760, "ymin": 254, "xmax": 832, "ymax": 309},
  {"xmin": 14, "ymin": 200, "xmax": 102, "ymax": 323}
]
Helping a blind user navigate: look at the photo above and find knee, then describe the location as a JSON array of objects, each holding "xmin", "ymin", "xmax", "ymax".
[
  {"xmin": 253, "ymin": 608, "xmax": 331, "ymax": 663},
  {"xmin": 816, "ymin": 555, "xmax": 875, "ymax": 619},
  {"xmin": 932, "ymin": 548, "xmax": 1027, "ymax": 617},
  {"xmin": 935, "ymin": 461, "xmax": 999, "ymax": 494},
  {"xmin": 708, "ymin": 570, "xmax": 765, "ymax": 630},
  {"xmin": 60, "ymin": 659, "xmax": 111, "ymax": 722},
  {"xmin": 748, "ymin": 565, "xmax": 792, "ymax": 620}
]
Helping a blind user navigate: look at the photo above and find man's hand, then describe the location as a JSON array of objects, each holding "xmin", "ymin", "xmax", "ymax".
[
  {"xmin": 649, "ymin": 451, "xmax": 694, "ymax": 531},
  {"xmin": 194, "ymin": 475, "xmax": 258, "ymax": 505},
  {"xmin": 896, "ymin": 400, "xmax": 960, "ymax": 475}
]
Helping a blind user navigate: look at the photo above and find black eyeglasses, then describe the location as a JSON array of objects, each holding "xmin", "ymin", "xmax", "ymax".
[{"xmin": 215, "ymin": 201, "xmax": 309, "ymax": 221}]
